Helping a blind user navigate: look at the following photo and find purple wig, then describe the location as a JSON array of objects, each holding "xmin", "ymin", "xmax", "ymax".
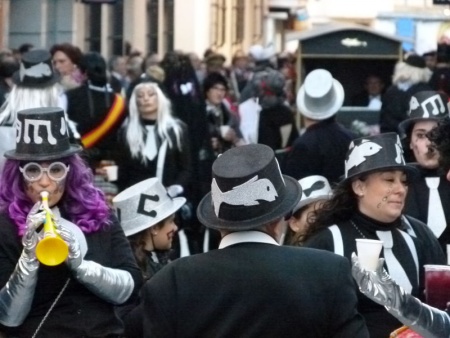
[{"xmin": 0, "ymin": 154, "xmax": 111, "ymax": 236}]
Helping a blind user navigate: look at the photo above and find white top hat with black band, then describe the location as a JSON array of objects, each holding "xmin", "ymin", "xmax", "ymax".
[
  {"xmin": 197, "ymin": 144, "xmax": 302, "ymax": 230},
  {"xmin": 398, "ymin": 91, "xmax": 450, "ymax": 137},
  {"xmin": 343, "ymin": 132, "xmax": 418, "ymax": 182},
  {"xmin": 113, "ymin": 177, "xmax": 186, "ymax": 237},
  {"xmin": 4, "ymin": 107, "xmax": 82, "ymax": 161},
  {"xmin": 296, "ymin": 69, "xmax": 344, "ymax": 121},
  {"xmin": 12, "ymin": 49, "xmax": 59, "ymax": 88},
  {"xmin": 293, "ymin": 175, "xmax": 332, "ymax": 214}
]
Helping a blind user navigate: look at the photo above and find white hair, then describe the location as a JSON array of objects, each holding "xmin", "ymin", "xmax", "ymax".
[
  {"xmin": 0, "ymin": 85, "xmax": 62, "ymax": 125},
  {"xmin": 392, "ymin": 62, "xmax": 432, "ymax": 85},
  {"xmin": 126, "ymin": 82, "xmax": 183, "ymax": 164}
]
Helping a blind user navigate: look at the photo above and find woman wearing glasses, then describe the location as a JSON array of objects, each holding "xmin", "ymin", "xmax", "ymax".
[{"xmin": 0, "ymin": 107, "xmax": 141, "ymax": 337}]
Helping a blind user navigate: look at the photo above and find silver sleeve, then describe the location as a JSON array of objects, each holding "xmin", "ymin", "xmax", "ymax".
[
  {"xmin": 73, "ymin": 260, "xmax": 134, "ymax": 305},
  {"xmin": 388, "ymin": 294, "xmax": 450, "ymax": 338},
  {"xmin": 0, "ymin": 252, "xmax": 39, "ymax": 326}
]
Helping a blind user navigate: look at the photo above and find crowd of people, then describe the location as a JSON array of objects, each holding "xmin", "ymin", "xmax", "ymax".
[{"xmin": 0, "ymin": 40, "xmax": 450, "ymax": 337}]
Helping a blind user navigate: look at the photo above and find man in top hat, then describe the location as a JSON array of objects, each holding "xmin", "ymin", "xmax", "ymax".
[
  {"xmin": 399, "ymin": 90, "xmax": 450, "ymax": 253},
  {"xmin": 141, "ymin": 143, "xmax": 369, "ymax": 338},
  {"xmin": 285, "ymin": 69, "xmax": 357, "ymax": 184}
]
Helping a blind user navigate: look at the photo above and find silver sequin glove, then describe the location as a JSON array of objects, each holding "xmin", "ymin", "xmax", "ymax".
[
  {"xmin": 0, "ymin": 203, "xmax": 42, "ymax": 326},
  {"xmin": 57, "ymin": 223, "xmax": 134, "ymax": 305},
  {"xmin": 351, "ymin": 253, "xmax": 450, "ymax": 338}
]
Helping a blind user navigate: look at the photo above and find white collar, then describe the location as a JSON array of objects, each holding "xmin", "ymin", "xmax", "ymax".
[{"xmin": 219, "ymin": 231, "xmax": 279, "ymax": 249}]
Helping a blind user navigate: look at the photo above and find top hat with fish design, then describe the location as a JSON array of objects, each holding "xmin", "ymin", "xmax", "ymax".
[
  {"xmin": 4, "ymin": 107, "xmax": 82, "ymax": 161},
  {"xmin": 398, "ymin": 91, "xmax": 449, "ymax": 137},
  {"xmin": 113, "ymin": 177, "xmax": 186, "ymax": 237},
  {"xmin": 343, "ymin": 132, "xmax": 418, "ymax": 182},
  {"xmin": 293, "ymin": 175, "xmax": 332, "ymax": 214},
  {"xmin": 12, "ymin": 49, "xmax": 59, "ymax": 88},
  {"xmin": 197, "ymin": 144, "xmax": 302, "ymax": 230}
]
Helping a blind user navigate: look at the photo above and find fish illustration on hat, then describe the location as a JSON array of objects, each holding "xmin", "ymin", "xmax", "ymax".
[
  {"xmin": 211, "ymin": 176, "xmax": 278, "ymax": 216},
  {"xmin": 345, "ymin": 140, "xmax": 383, "ymax": 175}
]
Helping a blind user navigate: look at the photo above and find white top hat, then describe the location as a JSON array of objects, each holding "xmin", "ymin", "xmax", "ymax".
[
  {"xmin": 296, "ymin": 69, "xmax": 345, "ymax": 120},
  {"xmin": 293, "ymin": 175, "xmax": 332, "ymax": 214},
  {"xmin": 112, "ymin": 178, "xmax": 186, "ymax": 237},
  {"xmin": 249, "ymin": 44, "xmax": 276, "ymax": 61}
]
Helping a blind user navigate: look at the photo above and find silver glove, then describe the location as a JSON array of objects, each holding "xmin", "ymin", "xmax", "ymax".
[
  {"xmin": 57, "ymin": 223, "xmax": 134, "ymax": 305},
  {"xmin": 0, "ymin": 203, "xmax": 42, "ymax": 326},
  {"xmin": 351, "ymin": 253, "xmax": 450, "ymax": 338}
]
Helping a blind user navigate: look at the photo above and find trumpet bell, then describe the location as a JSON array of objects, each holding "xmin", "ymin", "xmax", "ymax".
[{"xmin": 35, "ymin": 235, "xmax": 69, "ymax": 266}]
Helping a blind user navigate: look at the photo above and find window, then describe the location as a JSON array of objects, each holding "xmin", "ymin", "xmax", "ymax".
[
  {"xmin": 147, "ymin": 0, "xmax": 159, "ymax": 53},
  {"xmin": 84, "ymin": 3, "xmax": 102, "ymax": 52},
  {"xmin": 252, "ymin": 0, "xmax": 264, "ymax": 43},
  {"xmin": 108, "ymin": 0, "xmax": 124, "ymax": 55},
  {"xmin": 211, "ymin": 0, "xmax": 226, "ymax": 48},
  {"xmin": 163, "ymin": 0, "xmax": 174, "ymax": 52},
  {"xmin": 232, "ymin": 0, "xmax": 245, "ymax": 45}
]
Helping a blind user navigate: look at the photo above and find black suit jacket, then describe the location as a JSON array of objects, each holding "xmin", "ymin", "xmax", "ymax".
[{"xmin": 142, "ymin": 243, "xmax": 369, "ymax": 338}]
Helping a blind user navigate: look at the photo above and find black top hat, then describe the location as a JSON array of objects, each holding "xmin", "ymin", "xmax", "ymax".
[
  {"xmin": 4, "ymin": 107, "xmax": 82, "ymax": 161},
  {"xmin": 398, "ymin": 91, "xmax": 449, "ymax": 137},
  {"xmin": 197, "ymin": 144, "xmax": 302, "ymax": 230},
  {"xmin": 12, "ymin": 49, "xmax": 59, "ymax": 88},
  {"xmin": 343, "ymin": 133, "xmax": 418, "ymax": 182}
]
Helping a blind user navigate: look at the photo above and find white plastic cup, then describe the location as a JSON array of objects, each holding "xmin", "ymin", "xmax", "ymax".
[
  {"xmin": 355, "ymin": 238, "xmax": 383, "ymax": 271},
  {"xmin": 220, "ymin": 125, "xmax": 231, "ymax": 138},
  {"xmin": 104, "ymin": 165, "xmax": 118, "ymax": 182}
]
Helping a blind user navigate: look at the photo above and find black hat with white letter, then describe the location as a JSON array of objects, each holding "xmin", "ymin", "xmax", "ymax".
[{"xmin": 4, "ymin": 107, "xmax": 82, "ymax": 161}]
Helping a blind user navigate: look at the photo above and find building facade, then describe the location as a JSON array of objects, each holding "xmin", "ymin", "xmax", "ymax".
[{"xmin": 0, "ymin": 0, "xmax": 448, "ymax": 61}]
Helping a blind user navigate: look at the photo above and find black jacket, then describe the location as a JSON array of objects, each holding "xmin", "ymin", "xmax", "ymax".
[
  {"xmin": 284, "ymin": 117, "xmax": 356, "ymax": 184},
  {"xmin": 0, "ymin": 212, "xmax": 142, "ymax": 338},
  {"xmin": 142, "ymin": 242, "xmax": 369, "ymax": 338}
]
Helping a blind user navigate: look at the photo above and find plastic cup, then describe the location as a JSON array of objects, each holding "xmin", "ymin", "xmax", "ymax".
[
  {"xmin": 355, "ymin": 238, "xmax": 383, "ymax": 271},
  {"xmin": 220, "ymin": 125, "xmax": 231, "ymax": 138},
  {"xmin": 104, "ymin": 165, "xmax": 118, "ymax": 182},
  {"xmin": 424, "ymin": 264, "xmax": 450, "ymax": 310}
]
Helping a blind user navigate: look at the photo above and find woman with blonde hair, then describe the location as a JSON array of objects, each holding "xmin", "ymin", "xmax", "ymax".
[
  {"xmin": 116, "ymin": 81, "xmax": 191, "ymax": 195},
  {"xmin": 379, "ymin": 54, "xmax": 432, "ymax": 133}
]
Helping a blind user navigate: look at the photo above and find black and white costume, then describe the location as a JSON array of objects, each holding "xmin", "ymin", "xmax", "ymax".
[{"xmin": 304, "ymin": 211, "xmax": 445, "ymax": 337}]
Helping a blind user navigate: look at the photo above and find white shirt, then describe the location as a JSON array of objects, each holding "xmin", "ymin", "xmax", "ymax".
[{"xmin": 219, "ymin": 231, "xmax": 279, "ymax": 249}]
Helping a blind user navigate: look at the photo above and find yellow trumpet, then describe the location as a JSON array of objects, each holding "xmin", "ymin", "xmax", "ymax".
[{"xmin": 35, "ymin": 191, "xmax": 69, "ymax": 266}]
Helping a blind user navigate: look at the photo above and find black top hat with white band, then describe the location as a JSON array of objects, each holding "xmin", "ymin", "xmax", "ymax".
[
  {"xmin": 113, "ymin": 177, "xmax": 186, "ymax": 237},
  {"xmin": 4, "ymin": 107, "xmax": 82, "ymax": 161},
  {"xmin": 12, "ymin": 49, "xmax": 59, "ymax": 88},
  {"xmin": 343, "ymin": 133, "xmax": 418, "ymax": 182},
  {"xmin": 197, "ymin": 144, "xmax": 302, "ymax": 230},
  {"xmin": 398, "ymin": 91, "xmax": 449, "ymax": 137}
]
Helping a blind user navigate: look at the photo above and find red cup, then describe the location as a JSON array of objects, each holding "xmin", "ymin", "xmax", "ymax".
[{"xmin": 424, "ymin": 264, "xmax": 450, "ymax": 310}]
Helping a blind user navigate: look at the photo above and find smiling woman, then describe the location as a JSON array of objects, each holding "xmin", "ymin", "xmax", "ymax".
[{"xmin": 303, "ymin": 132, "xmax": 446, "ymax": 338}]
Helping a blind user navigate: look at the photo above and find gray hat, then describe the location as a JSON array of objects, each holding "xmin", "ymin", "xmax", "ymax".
[
  {"xmin": 113, "ymin": 178, "xmax": 186, "ymax": 237},
  {"xmin": 343, "ymin": 133, "xmax": 418, "ymax": 182},
  {"xmin": 197, "ymin": 144, "xmax": 302, "ymax": 230},
  {"xmin": 293, "ymin": 175, "xmax": 332, "ymax": 214},
  {"xmin": 296, "ymin": 69, "xmax": 344, "ymax": 120},
  {"xmin": 398, "ymin": 91, "xmax": 449, "ymax": 137},
  {"xmin": 4, "ymin": 107, "xmax": 82, "ymax": 161}
]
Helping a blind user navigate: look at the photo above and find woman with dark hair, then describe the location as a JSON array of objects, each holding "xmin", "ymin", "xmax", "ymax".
[
  {"xmin": 50, "ymin": 43, "xmax": 84, "ymax": 90},
  {"xmin": 0, "ymin": 107, "xmax": 141, "ymax": 337},
  {"xmin": 113, "ymin": 177, "xmax": 185, "ymax": 338},
  {"xmin": 203, "ymin": 72, "xmax": 245, "ymax": 156},
  {"xmin": 303, "ymin": 132, "xmax": 445, "ymax": 338}
]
